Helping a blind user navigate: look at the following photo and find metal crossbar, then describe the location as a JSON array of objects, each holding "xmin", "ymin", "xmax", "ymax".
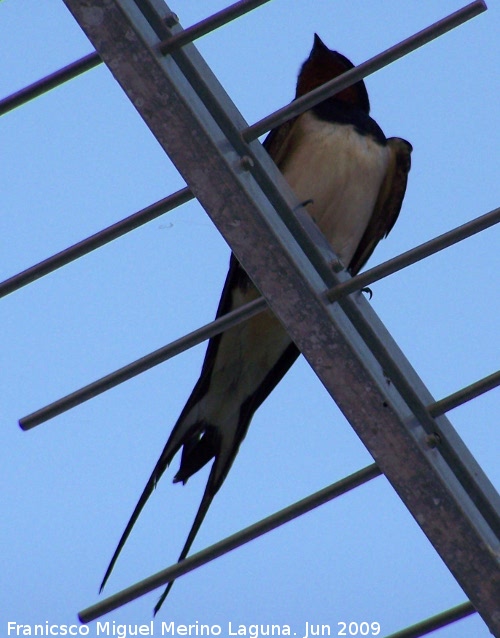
[
  {"xmin": 0, "ymin": 51, "xmax": 100, "ymax": 116},
  {"xmin": 158, "ymin": 0, "xmax": 273, "ymax": 54},
  {"xmin": 0, "ymin": 187, "xmax": 193, "ymax": 299},
  {"xmin": 17, "ymin": 292, "xmax": 499, "ymax": 434},
  {"xmin": 383, "ymin": 602, "xmax": 476, "ymax": 638}
]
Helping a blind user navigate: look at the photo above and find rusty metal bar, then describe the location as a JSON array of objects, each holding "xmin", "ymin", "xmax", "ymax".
[
  {"xmin": 0, "ymin": 187, "xmax": 192, "ymax": 299},
  {"xmin": 429, "ymin": 370, "xmax": 500, "ymax": 417},
  {"xmin": 18, "ymin": 296, "xmax": 266, "ymax": 430},
  {"xmin": 0, "ymin": 52, "xmax": 100, "ymax": 116},
  {"xmin": 383, "ymin": 601, "xmax": 476, "ymax": 638}
]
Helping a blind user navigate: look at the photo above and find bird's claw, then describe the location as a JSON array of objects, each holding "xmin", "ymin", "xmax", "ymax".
[
  {"xmin": 362, "ymin": 286, "xmax": 373, "ymax": 299},
  {"xmin": 294, "ymin": 198, "xmax": 314, "ymax": 211}
]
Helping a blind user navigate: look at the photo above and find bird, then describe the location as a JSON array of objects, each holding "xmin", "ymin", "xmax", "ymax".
[{"xmin": 99, "ymin": 33, "xmax": 412, "ymax": 614}]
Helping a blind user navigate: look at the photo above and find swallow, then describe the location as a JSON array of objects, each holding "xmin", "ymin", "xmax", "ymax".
[{"xmin": 100, "ymin": 34, "xmax": 412, "ymax": 613}]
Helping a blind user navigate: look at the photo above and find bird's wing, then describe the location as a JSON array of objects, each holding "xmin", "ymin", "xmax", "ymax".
[{"xmin": 262, "ymin": 116, "xmax": 298, "ymax": 167}]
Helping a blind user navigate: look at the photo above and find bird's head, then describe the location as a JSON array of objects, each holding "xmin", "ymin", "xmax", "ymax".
[{"xmin": 295, "ymin": 34, "xmax": 370, "ymax": 114}]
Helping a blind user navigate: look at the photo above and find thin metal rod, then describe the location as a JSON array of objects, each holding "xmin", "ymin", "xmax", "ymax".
[
  {"xmin": 159, "ymin": 0, "xmax": 272, "ymax": 54},
  {"xmin": 383, "ymin": 601, "xmax": 476, "ymax": 638},
  {"xmin": 19, "ymin": 297, "xmax": 267, "ymax": 430},
  {"xmin": 79, "ymin": 463, "xmax": 382, "ymax": 622},
  {"xmin": 429, "ymin": 370, "xmax": 500, "ymax": 417},
  {"xmin": 0, "ymin": 52, "xmax": 101, "ymax": 117},
  {"xmin": 0, "ymin": 187, "xmax": 193, "ymax": 299},
  {"xmin": 243, "ymin": 0, "xmax": 487, "ymax": 141},
  {"xmin": 326, "ymin": 206, "xmax": 500, "ymax": 303},
  {"xmin": 0, "ymin": 1, "xmax": 272, "ymax": 114}
]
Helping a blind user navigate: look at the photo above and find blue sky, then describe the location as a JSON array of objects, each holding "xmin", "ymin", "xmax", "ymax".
[{"xmin": 1, "ymin": 1, "xmax": 499, "ymax": 636}]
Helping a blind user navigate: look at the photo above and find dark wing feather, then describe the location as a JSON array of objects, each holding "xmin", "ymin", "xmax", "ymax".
[
  {"xmin": 153, "ymin": 435, "xmax": 225, "ymax": 615},
  {"xmin": 262, "ymin": 116, "xmax": 298, "ymax": 164}
]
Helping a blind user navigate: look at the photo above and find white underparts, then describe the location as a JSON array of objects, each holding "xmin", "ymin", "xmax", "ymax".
[{"xmin": 280, "ymin": 111, "xmax": 390, "ymax": 268}]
